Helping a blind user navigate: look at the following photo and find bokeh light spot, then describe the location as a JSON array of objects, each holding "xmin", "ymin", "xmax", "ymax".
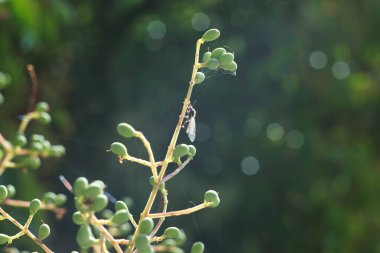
[
  {"xmin": 332, "ymin": 61, "xmax": 350, "ymax": 80},
  {"xmin": 309, "ymin": 50, "xmax": 327, "ymax": 69},
  {"xmin": 241, "ymin": 156, "xmax": 260, "ymax": 176},
  {"xmin": 191, "ymin": 13, "xmax": 210, "ymax": 31},
  {"xmin": 244, "ymin": 117, "xmax": 262, "ymax": 137},
  {"xmin": 147, "ymin": 20, "xmax": 166, "ymax": 39},
  {"xmin": 286, "ymin": 130, "xmax": 305, "ymax": 149},
  {"xmin": 266, "ymin": 123, "xmax": 284, "ymax": 141}
]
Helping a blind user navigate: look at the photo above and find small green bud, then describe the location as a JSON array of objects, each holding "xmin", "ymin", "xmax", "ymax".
[
  {"xmin": 115, "ymin": 200, "xmax": 129, "ymax": 211},
  {"xmin": 0, "ymin": 185, "xmax": 8, "ymax": 202},
  {"xmin": 135, "ymin": 234, "xmax": 150, "ymax": 249},
  {"xmin": 49, "ymin": 145, "xmax": 66, "ymax": 157},
  {"xmin": 38, "ymin": 224, "xmax": 50, "ymax": 240},
  {"xmin": 84, "ymin": 184, "xmax": 102, "ymax": 199},
  {"xmin": 42, "ymin": 192, "xmax": 57, "ymax": 204},
  {"xmin": 175, "ymin": 229, "xmax": 187, "ymax": 246},
  {"xmin": 0, "ymin": 233, "xmax": 10, "ymax": 244},
  {"xmin": 18, "ymin": 156, "xmax": 41, "ymax": 169},
  {"xmin": 29, "ymin": 199, "xmax": 42, "ymax": 214},
  {"xmin": 210, "ymin": 48, "xmax": 226, "ymax": 59},
  {"xmin": 194, "ymin": 72, "xmax": 205, "ymax": 84},
  {"xmin": 31, "ymin": 134, "xmax": 45, "ymax": 142},
  {"xmin": 204, "ymin": 190, "xmax": 220, "ymax": 208},
  {"xmin": 111, "ymin": 209, "xmax": 129, "ymax": 224},
  {"xmin": 173, "ymin": 144, "xmax": 189, "ymax": 158},
  {"xmin": 191, "ymin": 242, "xmax": 205, "ymax": 253},
  {"xmin": 72, "ymin": 211, "xmax": 86, "ymax": 225},
  {"xmin": 149, "ymin": 176, "xmax": 155, "ymax": 186},
  {"xmin": 117, "ymin": 123, "xmax": 137, "ymax": 138},
  {"xmin": 164, "ymin": 227, "xmax": 180, "ymax": 239},
  {"xmin": 77, "ymin": 224, "xmax": 95, "ymax": 249},
  {"xmin": 91, "ymin": 194, "xmax": 108, "ymax": 212},
  {"xmin": 139, "ymin": 217, "xmax": 154, "ymax": 234},
  {"xmin": 37, "ymin": 112, "xmax": 51, "ymax": 124},
  {"xmin": 13, "ymin": 134, "xmax": 27, "ymax": 147},
  {"xmin": 202, "ymin": 52, "xmax": 211, "ymax": 63},
  {"xmin": 206, "ymin": 58, "xmax": 220, "ymax": 70},
  {"xmin": 163, "ymin": 238, "xmax": 177, "ymax": 246},
  {"xmin": 6, "ymin": 185, "xmax": 15, "ymax": 198},
  {"xmin": 54, "ymin": 194, "xmax": 67, "ymax": 206},
  {"xmin": 73, "ymin": 177, "xmax": 88, "ymax": 196},
  {"xmin": 35, "ymin": 102, "xmax": 50, "ymax": 112},
  {"xmin": 188, "ymin": 145, "xmax": 196, "ymax": 157},
  {"xmin": 202, "ymin": 29, "xmax": 220, "ymax": 42},
  {"xmin": 110, "ymin": 142, "xmax": 127, "ymax": 157},
  {"xmin": 222, "ymin": 61, "xmax": 237, "ymax": 72},
  {"xmin": 31, "ymin": 142, "xmax": 44, "ymax": 152},
  {"xmin": 219, "ymin": 52, "xmax": 234, "ymax": 65},
  {"xmin": 91, "ymin": 180, "xmax": 106, "ymax": 190}
]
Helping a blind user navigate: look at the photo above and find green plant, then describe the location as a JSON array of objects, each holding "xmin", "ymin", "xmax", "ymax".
[{"xmin": 0, "ymin": 28, "xmax": 237, "ymax": 252}]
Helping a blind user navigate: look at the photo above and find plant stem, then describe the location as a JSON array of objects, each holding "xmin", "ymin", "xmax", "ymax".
[
  {"xmin": 135, "ymin": 131, "xmax": 158, "ymax": 179},
  {"xmin": 3, "ymin": 199, "xmax": 67, "ymax": 219},
  {"xmin": 0, "ymin": 207, "xmax": 53, "ymax": 253},
  {"xmin": 147, "ymin": 202, "xmax": 211, "ymax": 219},
  {"xmin": 92, "ymin": 215, "xmax": 123, "ymax": 253}
]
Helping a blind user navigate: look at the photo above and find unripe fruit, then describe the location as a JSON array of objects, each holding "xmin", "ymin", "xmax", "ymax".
[
  {"xmin": 164, "ymin": 227, "xmax": 181, "ymax": 239},
  {"xmin": 14, "ymin": 134, "xmax": 27, "ymax": 147},
  {"xmin": 0, "ymin": 185, "xmax": 8, "ymax": 202},
  {"xmin": 188, "ymin": 145, "xmax": 196, "ymax": 157},
  {"xmin": 31, "ymin": 142, "xmax": 43, "ymax": 152},
  {"xmin": 206, "ymin": 58, "xmax": 220, "ymax": 70},
  {"xmin": 6, "ymin": 185, "xmax": 15, "ymax": 198},
  {"xmin": 110, "ymin": 142, "xmax": 127, "ymax": 156},
  {"xmin": 173, "ymin": 144, "xmax": 189, "ymax": 158},
  {"xmin": 163, "ymin": 239, "xmax": 177, "ymax": 246},
  {"xmin": 42, "ymin": 192, "xmax": 57, "ymax": 204},
  {"xmin": 117, "ymin": 123, "xmax": 137, "ymax": 138},
  {"xmin": 204, "ymin": 190, "xmax": 220, "ymax": 208},
  {"xmin": 18, "ymin": 156, "xmax": 41, "ymax": 169},
  {"xmin": 191, "ymin": 242, "xmax": 205, "ymax": 253},
  {"xmin": 35, "ymin": 102, "xmax": 50, "ymax": 112},
  {"xmin": 91, "ymin": 194, "xmax": 108, "ymax": 212},
  {"xmin": 139, "ymin": 246, "xmax": 154, "ymax": 253},
  {"xmin": 73, "ymin": 177, "xmax": 88, "ymax": 196},
  {"xmin": 194, "ymin": 72, "xmax": 205, "ymax": 84},
  {"xmin": 202, "ymin": 52, "xmax": 211, "ymax": 63},
  {"xmin": 175, "ymin": 229, "xmax": 187, "ymax": 246},
  {"xmin": 38, "ymin": 112, "xmax": 51, "ymax": 124},
  {"xmin": 135, "ymin": 234, "xmax": 150, "ymax": 249},
  {"xmin": 54, "ymin": 194, "xmax": 67, "ymax": 206},
  {"xmin": 202, "ymin": 29, "xmax": 220, "ymax": 42},
  {"xmin": 77, "ymin": 224, "xmax": 95, "ymax": 249},
  {"xmin": 49, "ymin": 145, "xmax": 66, "ymax": 157},
  {"xmin": 84, "ymin": 184, "xmax": 102, "ymax": 199},
  {"xmin": 222, "ymin": 61, "xmax": 237, "ymax": 72},
  {"xmin": 72, "ymin": 211, "xmax": 86, "ymax": 225},
  {"xmin": 115, "ymin": 200, "xmax": 128, "ymax": 211},
  {"xmin": 111, "ymin": 210, "xmax": 129, "ymax": 224},
  {"xmin": 219, "ymin": 52, "xmax": 234, "ymax": 65},
  {"xmin": 0, "ymin": 233, "xmax": 10, "ymax": 244},
  {"xmin": 38, "ymin": 224, "xmax": 50, "ymax": 240},
  {"xmin": 29, "ymin": 199, "xmax": 42, "ymax": 214},
  {"xmin": 210, "ymin": 48, "xmax": 226, "ymax": 59},
  {"xmin": 139, "ymin": 218, "xmax": 154, "ymax": 234}
]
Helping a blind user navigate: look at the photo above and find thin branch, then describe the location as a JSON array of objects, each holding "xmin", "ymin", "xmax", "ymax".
[
  {"xmin": 3, "ymin": 199, "xmax": 67, "ymax": 219},
  {"xmin": 26, "ymin": 64, "xmax": 39, "ymax": 113},
  {"xmin": 162, "ymin": 157, "xmax": 192, "ymax": 183},
  {"xmin": 147, "ymin": 202, "xmax": 211, "ymax": 219},
  {"xmin": 135, "ymin": 131, "xmax": 158, "ymax": 179},
  {"xmin": 91, "ymin": 215, "xmax": 123, "ymax": 253}
]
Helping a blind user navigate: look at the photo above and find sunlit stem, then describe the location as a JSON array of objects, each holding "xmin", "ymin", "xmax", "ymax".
[
  {"xmin": 91, "ymin": 215, "xmax": 123, "ymax": 253},
  {"xmin": 135, "ymin": 131, "xmax": 158, "ymax": 179},
  {"xmin": 150, "ymin": 187, "xmax": 168, "ymax": 237},
  {"xmin": 0, "ymin": 207, "xmax": 53, "ymax": 253},
  {"xmin": 162, "ymin": 157, "xmax": 192, "ymax": 183},
  {"xmin": 153, "ymin": 245, "xmax": 180, "ymax": 252},
  {"xmin": 18, "ymin": 112, "xmax": 38, "ymax": 135},
  {"xmin": 123, "ymin": 154, "xmax": 151, "ymax": 167},
  {"xmin": 151, "ymin": 236, "xmax": 165, "ymax": 243},
  {"xmin": 147, "ymin": 201, "xmax": 212, "ymax": 219},
  {"xmin": 3, "ymin": 199, "xmax": 67, "ymax": 219},
  {"xmin": 115, "ymin": 239, "xmax": 130, "ymax": 245}
]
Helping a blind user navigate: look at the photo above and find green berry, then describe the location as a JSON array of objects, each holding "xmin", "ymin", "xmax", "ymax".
[
  {"xmin": 29, "ymin": 199, "xmax": 41, "ymax": 214},
  {"xmin": 54, "ymin": 194, "xmax": 67, "ymax": 206},
  {"xmin": 219, "ymin": 52, "xmax": 234, "ymax": 65},
  {"xmin": 110, "ymin": 142, "xmax": 127, "ymax": 157},
  {"xmin": 188, "ymin": 145, "xmax": 196, "ymax": 157},
  {"xmin": 191, "ymin": 242, "xmax": 205, "ymax": 253},
  {"xmin": 194, "ymin": 72, "xmax": 205, "ymax": 84},
  {"xmin": 163, "ymin": 239, "xmax": 177, "ymax": 246},
  {"xmin": 202, "ymin": 52, "xmax": 211, "ymax": 63},
  {"xmin": 72, "ymin": 211, "xmax": 86, "ymax": 225},
  {"xmin": 84, "ymin": 184, "xmax": 102, "ymax": 199},
  {"xmin": 115, "ymin": 200, "xmax": 128, "ymax": 211},
  {"xmin": 31, "ymin": 142, "xmax": 43, "ymax": 152},
  {"xmin": 175, "ymin": 229, "xmax": 187, "ymax": 246},
  {"xmin": 204, "ymin": 190, "xmax": 220, "ymax": 208},
  {"xmin": 91, "ymin": 194, "xmax": 108, "ymax": 212},
  {"xmin": 49, "ymin": 145, "xmax": 66, "ymax": 157},
  {"xmin": 139, "ymin": 217, "xmax": 154, "ymax": 234},
  {"xmin": 35, "ymin": 102, "xmax": 49, "ymax": 112},
  {"xmin": 173, "ymin": 144, "xmax": 189, "ymax": 158},
  {"xmin": 14, "ymin": 134, "xmax": 27, "ymax": 147},
  {"xmin": 210, "ymin": 48, "xmax": 226, "ymax": 59},
  {"xmin": 0, "ymin": 233, "xmax": 10, "ymax": 244},
  {"xmin": 164, "ymin": 227, "xmax": 180, "ymax": 239},
  {"xmin": 149, "ymin": 176, "xmax": 155, "ymax": 186},
  {"xmin": 111, "ymin": 210, "xmax": 129, "ymax": 224},
  {"xmin": 202, "ymin": 29, "xmax": 220, "ymax": 42},
  {"xmin": 139, "ymin": 246, "xmax": 154, "ymax": 253},
  {"xmin": 135, "ymin": 234, "xmax": 150, "ymax": 249},
  {"xmin": 37, "ymin": 112, "xmax": 51, "ymax": 124},
  {"xmin": 38, "ymin": 224, "xmax": 50, "ymax": 240},
  {"xmin": 18, "ymin": 156, "xmax": 41, "ymax": 169},
  {"xmin": 222, "ymin": 61, "xmax": 237, "ymax": 72},
  {"xmin": 73, "ymin": 177, "xmax": 88, "ymax": 196},
  {"xmin": 76, "ymin": 224, "xmax": 95, "ymax": 249},
  {"xmin": 117, "ymin": 123, "xmax": 137, "ymax": 138},
  {"xmin": 42, "ymin": 192, "xmax": 57, "ymax": 204},
  {"xmin": 6, "ymin": 185, "xmax": 15, "ymax": 198},
  {"xmin": 0, "ymin": 185, "xmax": 8, "ymax": 202},
  {"xmin": 206, "ymin": 58, "xmax": 220, "ymax": 70}
]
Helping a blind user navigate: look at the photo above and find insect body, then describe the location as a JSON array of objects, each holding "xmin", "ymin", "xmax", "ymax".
[{"xmin": 183, "ymin": 103, "xmax": 197, "ymax": 142}]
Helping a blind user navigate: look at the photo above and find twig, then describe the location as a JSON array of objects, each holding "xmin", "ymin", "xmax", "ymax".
[
  {"xmin": 3, "ymin": 199, "xmax": 67, "ymax": 219},
  {"xmin": 147, "ymin": 202, "xmax": 211, "ymax": 219},
  {"xmin": 162, "ymin": 157, "xmax": 192, "ymax": 183},
  {"xmin": 91, "ymin": 215, "xmax": 123, "ymax": 253}
]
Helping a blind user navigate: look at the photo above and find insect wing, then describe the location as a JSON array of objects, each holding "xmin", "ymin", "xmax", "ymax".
[{"xmin": 187, "ymin": 116, "xmax": 196, "ymax": 142}]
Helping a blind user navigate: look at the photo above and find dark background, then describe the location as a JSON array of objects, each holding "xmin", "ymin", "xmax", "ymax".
[{"xmin": 1, "ymin": 0, "xmax": 380, "ymax": 252}]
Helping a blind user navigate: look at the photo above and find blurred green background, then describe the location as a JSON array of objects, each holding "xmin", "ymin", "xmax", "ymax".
[{"xmin": 1, "ymin": 0, "xmax": 380, "ymax": 252}]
